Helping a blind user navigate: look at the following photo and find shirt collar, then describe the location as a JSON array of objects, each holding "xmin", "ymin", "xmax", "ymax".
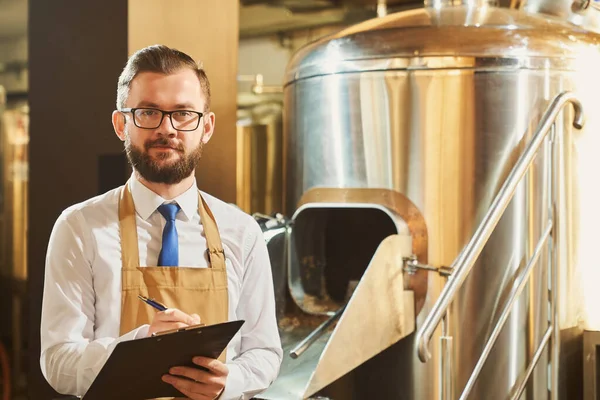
[{"xmin": 129, "ymin": 174, "xmax": 199, "ymax": 221}]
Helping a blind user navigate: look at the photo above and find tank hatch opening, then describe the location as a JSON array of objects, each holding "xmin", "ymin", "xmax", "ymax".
[
  {"xmin": 257, "ymin": 202, "xmax": 417, "ymax": 400},
  {"xmin": 288, "ymin": 204, "xmax": 412, "ymax": 315}
]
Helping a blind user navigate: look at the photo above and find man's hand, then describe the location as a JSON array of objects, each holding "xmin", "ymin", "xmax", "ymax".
[
  {"xmin": 162, "ymin": 356, "xmax": 228, "ymax": 400},
  {"xmin": 147, "ymin": 308, "xmax": 201, "ymax": 337}
]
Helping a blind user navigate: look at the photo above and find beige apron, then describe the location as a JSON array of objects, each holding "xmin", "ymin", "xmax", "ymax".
[{"xmin": 118, "ymin": 180, "xmax": 229, "ymax": 363}]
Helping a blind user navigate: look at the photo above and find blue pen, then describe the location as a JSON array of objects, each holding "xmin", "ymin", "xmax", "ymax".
[{"xmin": 137, "ymin": 294, "xmax": 168, "ymax": 312}]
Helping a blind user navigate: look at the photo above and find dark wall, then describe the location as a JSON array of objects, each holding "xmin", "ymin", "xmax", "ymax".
[{"xmin": 28, "ymin": 2, "xmax": 128, "ymax": 398}]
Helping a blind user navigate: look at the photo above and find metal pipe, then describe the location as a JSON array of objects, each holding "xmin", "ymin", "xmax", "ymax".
[
  {"xmin": 416, "ymin": 91, "xmax": 584, "ymax": 363},
  {"xmin": 425, "ymin": 0, "xmax": 498, "ymax": 8},
  {"xmin": 377, "ymin": 0, "xmax": 388, "ymax": 16},
  {"xmin": 440, "ymin": 314, "xmax": 454, "ymax": 400},
  {"xmin": 511, "ymin": 325, "xmax": 553, "ymax": 400},
  {"xmin": 289, "ymin": 305, "xmax": 346, "ymax": 359},
  {"xmin": 459, "ymin": 222, "xmax": 553, "ymax": 400},
  {"xmin": 550, "ymin": 121, "xmax": 561, "ymax": 400},
  {"xmin": 403, "ymin": 257, "xmax": 452, "ymax": 276}
]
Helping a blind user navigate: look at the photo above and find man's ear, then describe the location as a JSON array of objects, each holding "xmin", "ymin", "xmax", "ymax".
[
  {"xmin": 112, "ymin": 110, "xmax": 127, "ymax": 141},
  {"xmin": 201, "ymin": 112, "xmax": 216, "ymax": 144}
]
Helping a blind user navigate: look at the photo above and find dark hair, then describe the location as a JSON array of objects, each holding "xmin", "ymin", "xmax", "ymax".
[{"xmin": 116, "ymin": 44, "xmax": 211, "ymax": 111}]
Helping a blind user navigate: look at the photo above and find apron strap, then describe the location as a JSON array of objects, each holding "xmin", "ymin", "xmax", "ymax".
[
  {"xmin": 119, "ymin": 180, "xmax": 140, "ymax": 269},
  {"xmin": 197, "ymin": 192, "xmax": 227, "ymax": 271}
]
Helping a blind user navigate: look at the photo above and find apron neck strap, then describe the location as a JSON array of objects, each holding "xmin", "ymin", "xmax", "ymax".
[
  {"xmin": 118, "ymin": 179, "xmax": 227, "ymax": 270},
  {"xmin": 196, "ymin": 192, "xmax": 227, "ymax": 270},
  {"xmin": 119, "ymin": 180, "xmax": 139, "ymax": 269}
]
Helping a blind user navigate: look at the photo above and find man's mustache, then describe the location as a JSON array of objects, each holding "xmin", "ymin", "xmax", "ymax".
[{"xmin": 145, "ymin": 138, "xmax": 184, "ymax": 152}]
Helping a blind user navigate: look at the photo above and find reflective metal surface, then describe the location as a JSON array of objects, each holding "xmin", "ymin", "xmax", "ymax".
[
  {"xmin": 289, "ymin": 202, "xmax": 411, "ymax": 316},
  {"xmin": 254, "ymin": 213, "xmax": 289, "ymax": 321},
  {"xmin": 254, "ymin": 212, "xmax": 343, "ymax": 400},
  {"xmin": 237, "ymin": 95, "xmax": 284, "ymax": 215},
  {"xmin": 259, "ymin": 203, "xmax": 420, "ymax": 400},
  {"xmin": 521, "ymin": 0, "xmax": 600, "ymax": 34},
  {"xmin": 290, "ymin": 188, "xmax": 428, "ymax": 317},
  {"xmin": 283, "ymin": 7, "xmax": 600, "ymax": 85},
  {"xmin": 257, "ymin": 313, "xmax": 335, "ymax": 400},
  {"xmin": 302, "ymin": 234, "xmax": 415, "ymax": 398},
  {"xmin": 282, "ymin": 5, "xmax": 600, "ymax": 399},
  {"xmin": 415, "ymin": 91, "xmax": 584, "ymax": 400}
]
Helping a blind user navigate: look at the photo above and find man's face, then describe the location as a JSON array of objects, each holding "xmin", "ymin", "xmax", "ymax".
[{"xmin": 113, "ymin": 68, "xmax": 215, "ymax": 185}]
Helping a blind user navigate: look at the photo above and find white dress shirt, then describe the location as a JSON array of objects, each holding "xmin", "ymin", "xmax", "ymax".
[{"xmin": 40, "ymin": 176, "xmax": 283, "ymax": 400}]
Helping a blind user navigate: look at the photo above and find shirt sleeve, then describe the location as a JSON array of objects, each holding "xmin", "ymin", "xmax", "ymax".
[
  {"xmin": 220, "ymin": 218, "xmax": 283, "ymax": 400},
  {"xmin": 39, "ymin": 210, "xmax": 149, "ymax": 396}
]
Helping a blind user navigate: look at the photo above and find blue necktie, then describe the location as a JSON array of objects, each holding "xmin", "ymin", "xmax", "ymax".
[{"xmin": 157, "ymin": 203, "xmax": 181, "ymax": 267}]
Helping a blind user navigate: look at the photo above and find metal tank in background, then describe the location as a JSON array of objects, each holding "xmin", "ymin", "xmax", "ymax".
[
  {"xmin": 519, "ymin": 0, "xmax": 600, "ymax": 33},
  {"xmin": 236, "ymin": 74, "xmax": 284, "ymax": 216},
  {"xmin": 266, "ymin": 0, "xmax": 600, "ymax": 399},
  {"xmin": 236, "ymin": 78, "xmax": 337, "ymax": 396},
  {"xmin": 253, "ymin": 212, "xmax": 290, "ymax": 322}
]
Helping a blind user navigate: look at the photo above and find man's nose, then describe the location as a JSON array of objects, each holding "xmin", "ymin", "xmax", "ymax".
[{"xmin": 158, "ymin": 113, "xmax": 178, "ymax": 136}]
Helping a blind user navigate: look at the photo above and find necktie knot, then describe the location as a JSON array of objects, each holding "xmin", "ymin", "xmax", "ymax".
[{"xmin": 158, "ymin": 203, "xmax": 180, "ymax": 221}]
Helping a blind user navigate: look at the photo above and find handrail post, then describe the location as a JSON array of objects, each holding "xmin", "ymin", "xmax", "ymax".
[
  {"xmin": 459, "ymin": 222, "xmax": 553, "ymax": 400},
  {"xmin": 550, "ymin": 121, "xmax": 560, "ymax": 400},
  {"xmin": 510, "ymin": 122, "xmax": 561, "ymax": 400},
  {"xmin": 440, "ymin": 313, "xmax": 453, "ymax": 400}
]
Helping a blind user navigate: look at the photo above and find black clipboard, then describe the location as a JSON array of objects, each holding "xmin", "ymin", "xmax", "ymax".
[{"xmin": 81, "ymin": 320, "xmax": 244, "ymax": 400}]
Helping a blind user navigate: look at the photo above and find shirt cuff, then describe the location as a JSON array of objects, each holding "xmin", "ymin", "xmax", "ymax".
[
  {"xmin": 77, "ymin": 324, "xmax": 151, "ymax": 394},
  {"xmin": 132, "ymin": 324, "xmax": 150, "ymax": 340},
  {"xmin": 219, "ymin": 363, "xmax": 244, "ymax": 400},
  {"xmin": 106, "ymin": 324, "xmax": 149, "ymax": 354}
]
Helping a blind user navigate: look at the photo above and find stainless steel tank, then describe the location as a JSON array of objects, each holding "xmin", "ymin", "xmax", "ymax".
[
  {"xmin": 281, "ymin": 1, "xmax": 600, "ymax": 398},
  {"xmin": 236, "ymin": 90, "xmax": 284, "ymax": 216},
  {"xmin": 254, "ymin": 212, "xmax": 290, "ymax": 321}
]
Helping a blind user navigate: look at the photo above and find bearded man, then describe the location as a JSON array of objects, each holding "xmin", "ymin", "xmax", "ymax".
[{"xmin": 39, "ymin": 44, "xmax": 283, "ymax": 400}]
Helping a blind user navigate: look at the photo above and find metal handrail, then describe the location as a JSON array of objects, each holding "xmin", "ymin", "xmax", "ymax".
[
  {"xmin": 459, "ymin": 222, "xmax": 552, "ymax": 400},
  {"xmin": 416, "ymin": 91, "xmax": 584, "ymax": 364},
  {"xmin": 511, "ymin": 326, "xmax": 553, "ymax": 399}
]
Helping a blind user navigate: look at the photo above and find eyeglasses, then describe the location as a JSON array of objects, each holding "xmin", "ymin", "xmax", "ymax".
[{"xmin": 120, "ymin": 108, "xmax": 204, "ymax": 131}]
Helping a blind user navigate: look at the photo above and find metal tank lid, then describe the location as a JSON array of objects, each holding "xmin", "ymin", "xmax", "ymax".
[{"xmin": 284, "ymin": 3, "xmax": 600, "ymax": 85}]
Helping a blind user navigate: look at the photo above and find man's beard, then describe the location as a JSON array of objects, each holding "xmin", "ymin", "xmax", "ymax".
[{"xmin": 125, "ymin": 133, "xmax": 204, "ymax": 185}]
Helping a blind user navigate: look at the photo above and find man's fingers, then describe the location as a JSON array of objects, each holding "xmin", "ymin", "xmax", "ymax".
[
  {"xmin": 157, "ymin": 308, "xmax": 197, "ymax": 324},
  {"xmin": 156, "ymin": 321, "xmax": 188, "ymax": 331},
  {"xmin": 164, "ymin": 360, "xmax": 226, "ymax": 400},
  {"xmin": 168, "ymin": 366, "xmax": 214, "ymax": 384},
  {"xmin": 174, "ymin": 386, "xmax": 212, "ymax": 400},
  {"xmin": 190, "ymin": 313, "xmax": 201, "ymax": 324},
  {"xmin": 162, "ymin": 375, "xmax": 212, "ymax": 399},
  {"xmin": 148, "ymin": 321, "xmax": 188, "ymax": 337},
  {"xmin": 192, "ymin": 357, "xmax": 229, "ymax": 376},
  {"xmin": 148, "ymin": 308, "xmax": 203, "ymax": 337}
]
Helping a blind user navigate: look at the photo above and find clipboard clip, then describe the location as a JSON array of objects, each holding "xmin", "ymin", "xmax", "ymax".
[{"xmin": 151, "ymin": 322, "xmax": 206, "ymax": 337}]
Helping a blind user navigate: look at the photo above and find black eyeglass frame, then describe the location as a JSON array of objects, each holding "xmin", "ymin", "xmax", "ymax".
[{"xmin": 120, "ymin": 107, "xmax": 204, "ymax": 131}]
